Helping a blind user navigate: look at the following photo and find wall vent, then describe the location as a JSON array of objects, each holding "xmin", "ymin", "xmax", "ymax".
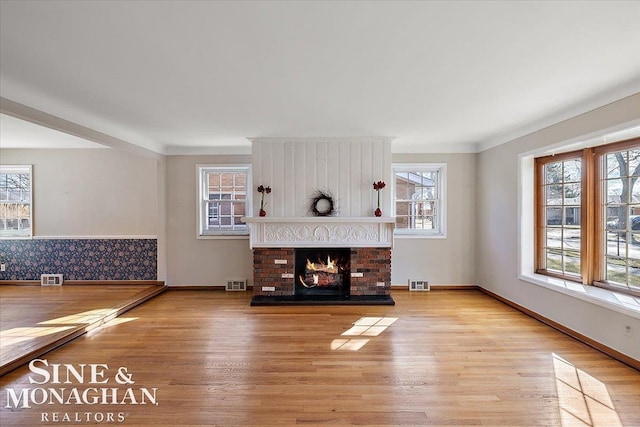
[
  {"xmin": 41, "ymin": 274, "xmax": 64, "ymax": 286},
  {"xmin": 408, "ymin": 279, "xmax": 430, "ymax": 291},
  {"xmin": 226, "ymin": 279, "xmax": 247, "ymax": 291}
]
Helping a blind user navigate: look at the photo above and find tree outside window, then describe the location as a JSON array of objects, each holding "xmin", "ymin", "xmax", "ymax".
[{"xmin": 602, "ymin": 147, "xmax": 640, "ymax": 290}]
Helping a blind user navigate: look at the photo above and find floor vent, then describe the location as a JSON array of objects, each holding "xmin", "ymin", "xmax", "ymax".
[
  {"xmin": 226, "ymin": 279, "xmax": 247, "ymax": 291},
  {"xmin": 41, "ymin": 274, "xmax": 64, "ymax": 286},
  {"xmin": 408, "ymin": 280, "xmax": 430, "ymax": 291}
]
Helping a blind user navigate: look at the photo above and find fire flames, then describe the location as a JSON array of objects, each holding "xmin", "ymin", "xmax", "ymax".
[
  {"xmin": 306, "ymin": 255, "xmax": 338, "ymax": 274},
  {"xmin": 299, "ymin": 255, "xmax": 342, "ymax": 288}
]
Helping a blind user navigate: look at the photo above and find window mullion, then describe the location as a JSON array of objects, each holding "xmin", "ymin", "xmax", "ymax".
[
  {"xmin": 534, "ymin": 158, "xmax": 546, "ymax": 272},
  {"xmin": 593, "ymin": 148, "xmax": 606, "ymax": 284},
  {"xmin": 581, "ymin": 148, "xmax": 596, "ymax": 285}
]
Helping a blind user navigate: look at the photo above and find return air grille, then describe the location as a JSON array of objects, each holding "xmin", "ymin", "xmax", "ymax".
[
  {"xmin": 41, "ymin": 274, "xmax": 64, "ymax": 286},
  {"xmin": 226, "ymin": 279, "xmax": 247, "ymax": 291},
  {"xmin": 408, "ymin": 280, "xmax": 430, "ymax": 291}
]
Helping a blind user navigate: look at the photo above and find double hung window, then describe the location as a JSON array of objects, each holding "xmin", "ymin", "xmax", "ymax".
[
  {"xmin": 198, "ymin": 165, "xmax": 250, "ymax": 236},
  {"xmin": 0, "ymin": 165, "xmax": 32, "ymax": 238},
  {"xmin": 393, "ymin": 164, "xmax": 446, "ymax": 236}
]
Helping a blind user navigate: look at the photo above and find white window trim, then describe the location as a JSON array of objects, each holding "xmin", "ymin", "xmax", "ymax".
[
  {"xmin": 518, "ymin": 121, "xmax": 640, "ymax": 319},
  {"xmin": 196, "ymin": 164, "xmax": 252, "ymax": 239},
  {"xmin": 0, "ymin": 164, "xmax": 33, "ymax": 239},
  {"xmin": 392, "ymin": 163, "xmax": 447, "ymax": 238}
]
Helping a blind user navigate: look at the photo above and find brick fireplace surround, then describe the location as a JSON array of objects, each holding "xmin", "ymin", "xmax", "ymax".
[
  {"xmin": 253, "ymin": 247, "xmax": 390, "ymax": 294},
  {"xmin": 244, "ymin": 217, "xmax": 395, "ymax": 305}
]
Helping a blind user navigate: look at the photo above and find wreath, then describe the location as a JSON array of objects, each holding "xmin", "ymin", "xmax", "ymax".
[{"xmin": 309, "ymin": 190, "xmax": 335, "ymax": 216}]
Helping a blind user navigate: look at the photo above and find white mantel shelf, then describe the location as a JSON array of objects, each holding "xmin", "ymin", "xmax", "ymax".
[{"xmin": 242, "ymin": 217, "xmax": 395, "ymax": 248}]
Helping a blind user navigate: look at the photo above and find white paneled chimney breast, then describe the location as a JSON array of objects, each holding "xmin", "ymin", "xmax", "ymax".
[
  {"xmin": 245, "ymin": 137, "xmax": 395, "ymax": 249},
  {"xmin": 249, "ymin": 137, "xmax": 392, "ymax": 217}
]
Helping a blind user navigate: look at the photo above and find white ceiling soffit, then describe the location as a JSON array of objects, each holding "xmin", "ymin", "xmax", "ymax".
[
  {"xmin": 1, "ymin": 1, "xmax": 639, "ymax": 155},
  {"xmin": 0, "ymin": 113, "xmax": 106, "ymax": 149}
]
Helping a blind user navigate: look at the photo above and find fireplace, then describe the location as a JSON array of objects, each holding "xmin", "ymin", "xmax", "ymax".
[
  {"xmin": 295, "ymin": 248, "xmax": 350, "ymax": 299},
  {"xmin": 244, "ymin": 217, "xmax": 395, "ymax": 305},
  {"xmin": 245, "ymin": 138, "xmax": 394, "ymax": 305}
]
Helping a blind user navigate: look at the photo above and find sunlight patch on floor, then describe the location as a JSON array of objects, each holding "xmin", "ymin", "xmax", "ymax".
[
  {"xmin": 38, "ymin": 308, "xmax": 119, "ymax": 325},
  {"xmin": 88, "ymin": 316, "xmax": 138, "ymax": 333},
  {"xmin": 0, "ymin": 326, "xmax": 76, "ymax": 346},
  {"xmin": 331, "ymin": 317, "xmax": 397, "ymax": 351},
  {"xmin": 553, "ymin": 353, "xmax": 622, "ymax": 427},
  {"xmin": 0, "ymin": 308, "xmax": 135, "ymax": 366},
  {"xmin": 331, "ymin": 338, "xmax": 369, "ymax": 351}
]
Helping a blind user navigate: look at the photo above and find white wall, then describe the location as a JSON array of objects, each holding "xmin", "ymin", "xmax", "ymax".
[
  {"xmin": 476, "ymin": 93, "xmax": 640, "ymax": 360},
  {"xmin": 0, "ymin": 148, "xmax": 161, "ymax": 236},
  {"xmin": 164, "ymin": 150, "xmax": 475, "ymax": 287},
  {"xmin": 391, "ymin": 153, "xmax": 476, "ymax": 286},
  {"xmin": 0, "ymin": 144, "xmax": 473, "ymax": 289},
  {"xmin": 166, "ymin": 154, "xmax": 254, "ymax": 286},
  {"xmin": 0, "ymin": 147, "xmax": 166, "ymax": 279}
]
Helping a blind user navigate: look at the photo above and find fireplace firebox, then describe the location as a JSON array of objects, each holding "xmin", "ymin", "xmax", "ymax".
[{"xmin": 295, "ymin": 248, "xmax": 350, "ymax": 299}]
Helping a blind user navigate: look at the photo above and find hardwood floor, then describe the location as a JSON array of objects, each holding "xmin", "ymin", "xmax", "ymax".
[
  {"xmin": 1, "ymin": 289, "xmax": 638, "ymax": 426},
  {"xmin": 0, "ymin": 284, "xmax": 165, "ymax": 376}
]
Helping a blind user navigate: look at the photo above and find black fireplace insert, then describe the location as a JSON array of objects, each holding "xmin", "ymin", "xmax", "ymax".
[{"xmin": 294, "ymin": 248, "xmax": 350, "ymax": 299}]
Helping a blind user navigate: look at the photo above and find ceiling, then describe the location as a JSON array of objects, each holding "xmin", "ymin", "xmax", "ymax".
[{"xmin": 1, "ymin": 1, "xmax": 639, "ymax": 155}]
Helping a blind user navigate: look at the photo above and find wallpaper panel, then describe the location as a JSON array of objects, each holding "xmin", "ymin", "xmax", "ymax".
[{"xmin": 0, "ymin": 238, "xmax": 157, "ymax": 281}]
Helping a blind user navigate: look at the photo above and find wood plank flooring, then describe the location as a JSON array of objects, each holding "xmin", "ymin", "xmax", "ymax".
[
  {"xmin": 1, "ymin": 289, "xmax": 639, "ymax": 426},
  {"xmin": 0, "ymin": 284, "xmax": 164, "ymax": 376}
]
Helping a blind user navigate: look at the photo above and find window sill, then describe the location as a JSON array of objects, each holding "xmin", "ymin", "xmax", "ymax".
[
  {"xmin": 519, "ymin": 272, "xmax": 640, "ymax": 319},
  {"xmin": 394, "ymin": 233, "xmax": 446, "ymax": 239},
  {"xmin": 197, "ymin": 234, "xmax": 249, "ymax": 240}
]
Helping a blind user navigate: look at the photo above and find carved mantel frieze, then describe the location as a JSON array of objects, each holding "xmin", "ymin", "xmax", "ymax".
[{"xmin": 242, "ymin": 217, "xmax": 395, "ymax": 248}]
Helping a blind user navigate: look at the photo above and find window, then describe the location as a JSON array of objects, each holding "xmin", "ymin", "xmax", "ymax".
[
  {"xmin": 0, "ymin": 165, "xmax": 32, "ymax": 238},
  {"xmin": 393, "ymin": 163, "xmax": 446, "ymax": 236},
  {"xmin": 535, "ymin": 138, "xmax": 640, "ymax": 296},
  {"xmin": 600, "ymin": 143, "xmax": 640, "ymax": 292},
  {"xmin": 536, "ymin": 152, "xmax": 583, "ymax": 280},
  {"xmin": 198, "ymin": 165, "xmax": 251, "ymax": 236}
]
